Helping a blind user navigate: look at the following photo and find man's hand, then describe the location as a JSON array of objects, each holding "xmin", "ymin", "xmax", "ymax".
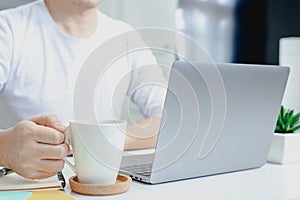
[
  {"xmin": 0, "ymin": 115, "xmax": 69, "ymax": 179},
  {"xmin": 125, "ymin": 117, "xmax": 161, "ymax": 150}
]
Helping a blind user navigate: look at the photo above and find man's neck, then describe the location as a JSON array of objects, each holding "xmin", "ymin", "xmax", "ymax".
[{"xmin": 45, "ymin": 0, "xmax": 99, "ymax": 38}]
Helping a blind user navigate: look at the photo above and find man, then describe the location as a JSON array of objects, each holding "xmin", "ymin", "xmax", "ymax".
[{"xmin": 0, "ymin": 0, "xmax": 166, "ymax": 179}]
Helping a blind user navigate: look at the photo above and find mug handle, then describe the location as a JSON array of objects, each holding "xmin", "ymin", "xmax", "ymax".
[{"xmin": 64, "ymin": 129, "xmax": 76, "ymax": 174}]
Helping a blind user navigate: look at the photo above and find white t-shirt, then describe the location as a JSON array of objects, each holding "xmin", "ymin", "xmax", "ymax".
[{"xmin": 0, "ymin": 1, "xmax": 166, "ymax": 128}]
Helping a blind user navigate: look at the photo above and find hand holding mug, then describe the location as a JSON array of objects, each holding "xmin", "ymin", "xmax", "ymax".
[{"xmin": 0, "ymin": 115, "xmax": 70, "ymax": 179}]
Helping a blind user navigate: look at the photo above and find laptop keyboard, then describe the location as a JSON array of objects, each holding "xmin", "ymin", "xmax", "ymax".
[{"xmin": 122, "ymin": 163, "xmax": 153, "ymax": 177}]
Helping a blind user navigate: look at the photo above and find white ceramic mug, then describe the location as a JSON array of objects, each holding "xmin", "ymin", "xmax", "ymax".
[{"xmin": 65, "ymin": 120, "xmax": 127, "ymax": 184}]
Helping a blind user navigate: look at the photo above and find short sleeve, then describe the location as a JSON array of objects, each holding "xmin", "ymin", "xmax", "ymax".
[
  {"xmin": 0, "ymin": 14, "xmax": 13, "ymax": 91},
  {"xmin": 126, "ymin": 31, "xmax": 167, "ymax": 118}
]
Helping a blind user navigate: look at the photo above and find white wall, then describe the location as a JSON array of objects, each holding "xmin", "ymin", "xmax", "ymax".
[{"xmin": 99, "ymin": 0, "xmax": 178, "ymax": 28}]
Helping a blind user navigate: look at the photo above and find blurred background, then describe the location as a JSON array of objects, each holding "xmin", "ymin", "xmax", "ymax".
[{"xmin": 1, "ymin": 0, "xmax": 300, "ymax": 65}]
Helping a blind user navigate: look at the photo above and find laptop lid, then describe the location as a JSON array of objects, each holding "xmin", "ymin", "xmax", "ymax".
[{"xmin": 149, "ymin": 61, "xmax": 289, "ymax": 184}]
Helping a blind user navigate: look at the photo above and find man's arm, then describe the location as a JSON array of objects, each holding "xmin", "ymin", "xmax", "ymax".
[
  {"xmin": 0, "ymin": 115, "xmax": 70, "ymax": 179},
  {"xmin": 124, "ymin": 117, "xmax": 161, "ymax": 150}
]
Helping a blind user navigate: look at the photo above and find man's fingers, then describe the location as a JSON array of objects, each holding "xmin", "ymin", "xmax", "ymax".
[
  {"xmin": 34, "ymin": 172, "xmax": 58, "ymax": 180},
  {"xmin": 38, "ymin": 143, "xmax": 69, "ymax": 160},
  {"xmin": 33, "ymin": 126, "xmax": 65, "ymax": 145},
  {"xmin": 23, "ymin": 171, "xmax": 58, "ymax": 180},
  {"xmin": 38, "ymin": 159, "xmax": 65, "ymax": 173},
  {"xmin": 30, "ymin": 115, "xmax": 66, "ymax": 133},
  {"xmin": 30, "ymin": 114, "xmax": 59, "ymax": 126}
]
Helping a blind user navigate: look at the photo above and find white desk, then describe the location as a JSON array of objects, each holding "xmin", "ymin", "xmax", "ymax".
[{"xmin": 63, "ymin": 161, "xmax": 300, "ymax": 200}]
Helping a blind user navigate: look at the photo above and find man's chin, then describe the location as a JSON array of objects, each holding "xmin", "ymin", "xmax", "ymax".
[{"xmin": 72, "ymin": 0, "xmax": 102, "ymax": 10}]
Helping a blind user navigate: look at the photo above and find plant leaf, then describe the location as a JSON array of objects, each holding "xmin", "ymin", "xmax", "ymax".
[
  {"xmin": 283, "ymin": 122, "xmax": 290, "ymax": 132},
  {"xmin": 275, "ymin": 125, "xmax": 282, "ymax": 132},
  {"xmin": 290, "ymin": 124, "xmax": 300, "ymax": 133},
  {"xmin": 284, "ymin": 109, "xmax": 293, "ymax": 124},
  {"xmin": 289, "ymin": 112, "xmax": 300, "ymax": 127},
  {"xmin": 280, "ymin": 106, "xmax": 284, "ymax": 118},
  {"xmin": 282, "ymin": 108, "xmax": 287, "ymax": 124},
  {"xmin": 277, "ymin": 116, "xmax": 284, "ymax": 131}
]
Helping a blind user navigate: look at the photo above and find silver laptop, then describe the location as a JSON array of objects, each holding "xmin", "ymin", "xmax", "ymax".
[{"xmin": 120, "ymin": 61, "xmax": 290, "ymax": 184}]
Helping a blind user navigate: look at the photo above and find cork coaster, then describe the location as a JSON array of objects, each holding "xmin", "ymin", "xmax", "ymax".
[{"xmin": 69, "ymin": 174, "xmax": 132, "ymax": 196}]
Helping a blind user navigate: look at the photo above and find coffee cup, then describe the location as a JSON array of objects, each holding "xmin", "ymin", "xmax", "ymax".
[{"xmin": 64, "ymin": 120, "xmax": 127, "ymax": 185}]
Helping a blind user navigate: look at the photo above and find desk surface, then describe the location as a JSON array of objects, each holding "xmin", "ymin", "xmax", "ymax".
[{"xmin": 63, "ymin": 159, "xmax": 300, "ymax": 200}]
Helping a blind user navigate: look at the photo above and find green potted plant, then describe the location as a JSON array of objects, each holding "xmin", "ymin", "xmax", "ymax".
[{"xmin": 268, "ymin": 105, "xmax": 300, "ymax": 164}]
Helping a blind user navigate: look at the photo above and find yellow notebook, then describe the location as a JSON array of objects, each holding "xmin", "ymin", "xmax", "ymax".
[
  {"xmin": 28, "ymin": 191, "xmax": 75, "ymax": 200},
  {"xmin": 0, "ymin": 172, "xmax": 63, "ymax": 191}
]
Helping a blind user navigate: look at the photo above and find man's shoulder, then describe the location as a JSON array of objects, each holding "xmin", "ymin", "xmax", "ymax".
[{"xmin": 0, "ymin": 0, "xmax": 42, "ymax": 26}]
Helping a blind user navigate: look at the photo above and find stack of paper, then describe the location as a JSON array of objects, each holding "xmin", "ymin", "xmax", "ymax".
[{"xmin": 0, "ymin": 173, "xmax": 62, "ymax": 191}]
